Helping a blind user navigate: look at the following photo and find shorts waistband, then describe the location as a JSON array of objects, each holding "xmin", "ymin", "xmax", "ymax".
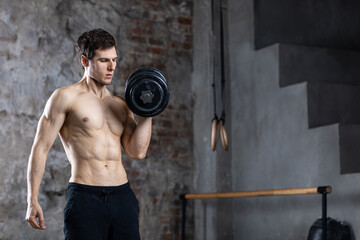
[{"xmin": 67, "ymin": 181, "xmax": 131, "ymax": 194}]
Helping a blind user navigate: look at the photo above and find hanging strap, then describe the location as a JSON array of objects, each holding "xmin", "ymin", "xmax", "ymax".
[
  {"xmin": 211, "ymin": 0, "xmax": 218, "ymax": 151},
  {"xmin": 219, "ymin": 0, "xmax": 229, "ymax": 151},
  {"xmin": 219, "ymin": 0, "xmax": 225, "ymax": 123}
]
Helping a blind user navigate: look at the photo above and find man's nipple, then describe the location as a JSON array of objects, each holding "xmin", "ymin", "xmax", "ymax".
[{"xmin": 82, "ymin": 117, "xmax": 89, "ymax": 122}]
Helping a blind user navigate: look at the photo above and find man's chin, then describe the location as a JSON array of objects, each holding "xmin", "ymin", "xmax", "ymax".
[
  {"xmin": 91, "ymin": 77, "xmax": 112, "ymax": 86},
  {"xmin": 99, "ymin": 78, "xmax": 112, "ymax": 85}
]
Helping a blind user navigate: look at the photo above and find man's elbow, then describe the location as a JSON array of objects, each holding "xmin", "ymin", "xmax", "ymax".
[
  {"xmin": 131, "ymin": 152, "xmax": 147, "ymax": 160},
  {"xmin": 123, "ymin": 144, "xmax": 148, "ymax": 160}
]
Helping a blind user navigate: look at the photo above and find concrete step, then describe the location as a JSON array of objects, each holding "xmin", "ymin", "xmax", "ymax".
[
  {"xmin": 255, "ymin": 44, "xmax": 360, "ymax": 174},
  {"xmin": 279, "ymin": 44, "xmax": 360, "ymax": 87},
  {"xmin": 307, "ymin": 82, "xmax": 360, "ymax": 128},
  {"xmin": 339, "ymin": 124, "xmax": 360, "ymax": 174},
  {"xmin": 254, "ymin": 0, "xmax": 360, "ymax": 51}
]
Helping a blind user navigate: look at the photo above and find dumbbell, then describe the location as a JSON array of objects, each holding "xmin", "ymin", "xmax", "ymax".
[{"xmin": 125, "ymin": 67, "xmax": 170, "ymax": 117}]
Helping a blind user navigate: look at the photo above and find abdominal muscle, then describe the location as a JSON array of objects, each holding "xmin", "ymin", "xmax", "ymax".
[{"xmin": 60, "ymin": 125, "xmax": 128, "ymax": 186}]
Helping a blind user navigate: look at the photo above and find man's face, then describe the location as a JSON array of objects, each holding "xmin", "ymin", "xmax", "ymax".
[{"xmin": 87, "ymin": 47, "xmax": 117, "ymax": 85}]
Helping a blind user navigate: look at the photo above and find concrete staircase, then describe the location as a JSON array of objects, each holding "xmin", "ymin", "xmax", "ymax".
[{"xmin": 254, "ymin": 0, "xmax": 360, "ymax": 174}]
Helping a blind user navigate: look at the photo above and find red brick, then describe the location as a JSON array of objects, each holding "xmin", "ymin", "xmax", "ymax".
[
  {"xmin": 182, "ymin": 43, "xmax": 191, "ymax": 50},
  {"xmin": 161, "ymin": 120, "xmax": 173, "ymax": 127},
  {"xmin": 161, "ymin": 234, "xmax": 172, "ymax": 240},
  {"xmin": 147, "ymin": 2, "xmax": 162, "ymax": 11},
  {"xmin": 116, "ymin": 3, "xmax": 193, "ymax": 240},
  {"xmin": 129, "ymin": 170, "xmax": 140, "ymax": 177},
  {"xmin": 170, "ymin": 208, "xmax": 180, "ymax": 215},
  {"xmin": 142, "ymin": 28, "xmax": 153, "ymax": 35},
  {"xmin": 158, "ymin": 129, "xmax": 178, "ymax": 137},
  {"xmin": 178, "ymin": 17, "xmax": 192, "ymax": 25},
  {"xmin": 149, "ymin": 38, "xmax": 164, "ymax": 46},
  {"xmin": 175, "ymin": 50, "xmax": 190, "ymax": 57},
  {"xmin": 159, "ymin": 215, "xmax": 172, "ymax": 224},
  {"xmin": 171, "ymin": 42, "xmax": 178, "ymax": 48},
  {"xmin": 131, "ymin": 187, "xmax": 142, "ymax": 196},
  {"xmin": 143, "ymin": 11, "xmax": 150, "ymax": 19},
  {"xmin": 132, "ymin": 27, "xmax": 142, "ymax": 36},
  {"xmin": 185, "ymin": 34, "xmax": 192, "ymax": 42},
  {"xmin": 179, "ymin": 104, "xmax": 188, "ymax": 110},
  {"xmin": 160, "ymin": 137, "xmax": 174, "ymax": 145},
  {"xmin": 129, "ymin": 36, "xmax": 147, "ymax": 43},
  {"xmin": 150, "ymin": 137, "xmax": 160, "ymax": 145},
  {"xmin": 142, "ymin": 21, "xmax": 153, "ymax": 28},
  {"xmin": 178, "ymin": 156, "xmax": 191, "ymax": 165},
  {"xmin": 130, "ymin": 19, "xmax": 140, "ymax": 26},
  {"xmin": 178, "ymin": 130, "xmax": 192, "ymax": 138},
  {"xmin": 147, "ymin": 47, "xmax": 165, "ymax": 55},
  {"xmin": 122, "ymin": 159, "xmax": 131, "ymax": 167}
]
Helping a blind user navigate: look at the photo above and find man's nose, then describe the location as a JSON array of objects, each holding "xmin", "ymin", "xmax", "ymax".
[{"xmin": 108, "ymin": 61, "xmax": 116, "ymax": 71}]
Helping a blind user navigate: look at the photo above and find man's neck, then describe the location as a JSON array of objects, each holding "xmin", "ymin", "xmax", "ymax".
[{"xmin": 83, "ymin": 75, "xmax": 108, "ymax": 99}]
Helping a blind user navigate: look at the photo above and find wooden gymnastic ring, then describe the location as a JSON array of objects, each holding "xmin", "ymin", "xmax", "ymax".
[
  {"xmin": 219, "ymin": 120, "xmax": 229, "ymax": 151},
  {"xmin": 211, "ymin": 119, "xmax": 218, "ymax": 151}
]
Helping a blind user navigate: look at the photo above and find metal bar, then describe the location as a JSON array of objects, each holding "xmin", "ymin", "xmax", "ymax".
[
  {"xmin": 184, "ymin": 186, "xmax": 332, "ymax": 200},
  {"xmin": 318, "ymin": 187, "xmax": 328, "ymax": 240},
  {"xmin": 180, "ymin": 194, "xmax": 187, "ymax": 240},
  {"xmin": 181, "ymin": 186, "xmax": 331, "ymax": 239}
]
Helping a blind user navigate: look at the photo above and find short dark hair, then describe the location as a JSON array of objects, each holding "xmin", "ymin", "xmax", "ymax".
[{"xmin": 76, "ymin": 28, "xmax": 116, "ymax": 61}]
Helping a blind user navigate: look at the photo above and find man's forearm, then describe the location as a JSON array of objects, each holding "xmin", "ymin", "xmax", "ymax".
[
  {"xmin": 27, "ymin": 150, "xmax": 47, "ymax": 204},
  {"xmin": 128, "ymin": 117, "xmax": 152, "ymax": 159}
]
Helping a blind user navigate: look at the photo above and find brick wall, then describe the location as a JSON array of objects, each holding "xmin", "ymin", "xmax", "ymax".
[
  {"xmin": 118, "ymin": 1, "xmax": 194, "ymax": 239},
  {"xmin": 0, "ymin": 0, "xmax": 194, "ymax": 239}
]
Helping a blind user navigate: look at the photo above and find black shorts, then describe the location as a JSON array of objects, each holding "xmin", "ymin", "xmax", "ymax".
[{"xmin": 63, "ymin": 182, "xmax": 140, "ymax": 240}]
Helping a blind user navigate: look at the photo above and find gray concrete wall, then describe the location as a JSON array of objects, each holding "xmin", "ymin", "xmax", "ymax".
[
  {"xmin": 192, "ymin": 0, "xmax": 233, "ymax": 239},
  {"xmin": 193, "ymin": 0, "xmax": 360, "ymax": 239},
  {"xmin": 192, "ymin": 0, "xmax": 218, "ymax": 239},
  {"xmin": 228, "ymin": 0, "xmax": 360, "ymax": 239}
]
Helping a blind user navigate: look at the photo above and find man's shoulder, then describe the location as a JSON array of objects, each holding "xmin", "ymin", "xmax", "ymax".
[
  {"xmin": 107, "ymin": 94, "xmax": 132, "ymax": 115},
  {"xmin": 47, "ymin": 84, "xmax": 82, "ymax": 109},
  {"xmin": 110, "ymin": 94, "xmax": 126, "ymax": 104},
  {"xmin": 57, "ymin": 82, "xmax": 83, "ymax": 94},
  {"xmin": 52, "ymin": 82, "xmax": 84, "ymax": 99}
]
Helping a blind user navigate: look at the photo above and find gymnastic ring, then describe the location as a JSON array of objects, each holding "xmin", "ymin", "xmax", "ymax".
[
  {"xmin": 219, "ymin": 120, "xmax": 229, "ymax": 151},
  {"xmin": 211, "ymin": 118, "xmax": 218, "ymax": 151}
]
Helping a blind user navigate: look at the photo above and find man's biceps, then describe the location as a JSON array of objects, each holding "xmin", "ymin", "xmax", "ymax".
[
  {"xmin": 36, "ymin": 119, "xmax": 62, "ymax": 143},
  {"xmin": 43, "ymin": 111, "xmax": 66, "ymax": 128},
  {"xmin": 121, "ymin": 131, "xmax": 131, "ymax": 144},
  {"xmin": 125, "ymin": 119, "xmax": 137, "ymax": 132},
  {"xmin": 45, "ymin": 108, "xmax": 67, "ymax": 123}
]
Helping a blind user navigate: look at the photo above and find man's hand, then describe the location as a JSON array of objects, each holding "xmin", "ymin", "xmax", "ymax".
[{"xmin": 25, "ymin": 202, "xmax": 47, "ymax": 230}]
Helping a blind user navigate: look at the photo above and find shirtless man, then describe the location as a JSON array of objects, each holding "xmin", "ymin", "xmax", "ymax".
[{"xmin": 25, "ymin": 29, "xmax": 151, "ymax": 240}]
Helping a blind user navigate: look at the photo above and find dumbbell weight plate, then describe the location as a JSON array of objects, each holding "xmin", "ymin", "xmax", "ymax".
[{"xmin": 125, "ymin": 67, "xmax": 170, "ymax": 117}]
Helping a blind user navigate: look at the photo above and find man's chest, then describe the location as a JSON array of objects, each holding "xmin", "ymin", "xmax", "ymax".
[{"xmin": 67, "ymin": 95, "xmax": 126, "ymax": 136}]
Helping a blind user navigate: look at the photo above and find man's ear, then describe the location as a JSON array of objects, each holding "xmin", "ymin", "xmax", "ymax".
[{"xmin": 81, "ymin": 55, "xmax": 88, "ymax": 67}]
